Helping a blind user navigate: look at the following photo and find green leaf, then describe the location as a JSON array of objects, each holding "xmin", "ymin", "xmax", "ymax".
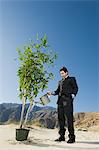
[{"xmin": 16, "ymin": 33, "xmax": 57, "ymax": 102}]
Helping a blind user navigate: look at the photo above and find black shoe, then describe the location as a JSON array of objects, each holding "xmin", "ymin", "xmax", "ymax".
[
  {"xmin": 67, "ymin": 138, "xmax": 75, "ymax": 143},
  {"xmin": 55, "ymin": 136, "xmax": 65, "ymax": 142}
]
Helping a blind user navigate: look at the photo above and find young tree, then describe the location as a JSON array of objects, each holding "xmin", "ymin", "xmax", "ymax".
[{"xmin": 17, "ymin": 34, "xmax": 57, "ymax": 128}]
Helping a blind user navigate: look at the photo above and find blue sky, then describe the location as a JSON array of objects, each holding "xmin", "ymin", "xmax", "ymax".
[{"xmin": 0, "ymin": 0, "xmax": 99, "ymax": 112}]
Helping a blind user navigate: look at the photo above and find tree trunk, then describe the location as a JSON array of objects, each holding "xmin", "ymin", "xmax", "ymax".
[
  {"xmin": 24, "ymin": 101, "xmax": 33, "ymax": 127},
  {"xmin": 19, "ymin": 96, "xmax": 26, "ymax": 128}
]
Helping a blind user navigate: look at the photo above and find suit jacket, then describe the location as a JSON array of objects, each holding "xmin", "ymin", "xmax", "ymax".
[{"xmin": 53, "ymin": 76, "xmax": 78, "ymax": 104}]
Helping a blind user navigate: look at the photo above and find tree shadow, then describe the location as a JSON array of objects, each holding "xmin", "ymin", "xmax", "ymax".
[
  {"xmin": 21, "ymin": 139, "xmax": 50, "ymax": 147},
  {"xmin": 8, "ymin": 138, "xmax": 50, "ymax": 147}
]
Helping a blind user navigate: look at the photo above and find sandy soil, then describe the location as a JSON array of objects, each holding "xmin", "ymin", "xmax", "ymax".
[{"xmin": 0, "ymin": 124, "xmax": 99, "ymax": 150}]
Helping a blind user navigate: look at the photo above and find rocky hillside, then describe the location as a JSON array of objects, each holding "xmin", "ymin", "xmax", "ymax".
[
  {"xmin": 74, "ymin": 112, "xmax": 99, "ymax": 131},
  {"xmin": 0, "ymin": 103, "xmax": 99, "ymax": 131}
]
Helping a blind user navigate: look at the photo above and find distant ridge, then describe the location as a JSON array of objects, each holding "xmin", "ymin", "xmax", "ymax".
[{"xmin": 0, "ymin": 103, "xmax": 99, "ymax": 131}]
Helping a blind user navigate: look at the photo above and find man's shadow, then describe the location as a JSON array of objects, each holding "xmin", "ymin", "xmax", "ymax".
[
  {"xmin": 18, "ymin": 138, "xmax": 99, "ymax": 148},
  {"xmin": 77, "ymin": 141, "xmax": 99, "ymax": 145}
]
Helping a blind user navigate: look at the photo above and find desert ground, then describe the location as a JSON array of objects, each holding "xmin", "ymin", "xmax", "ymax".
[{"xmin": 0, "ymin": 124, "xmax": 99, "ymax": 150}]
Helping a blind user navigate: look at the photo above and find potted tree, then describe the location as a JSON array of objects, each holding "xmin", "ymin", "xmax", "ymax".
[{"xmin": 16, "ymin": 34, "xmax": 57, "ymax": 141}]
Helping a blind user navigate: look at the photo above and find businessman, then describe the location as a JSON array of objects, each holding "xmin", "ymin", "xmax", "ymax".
[{"xmin": 47, "ymin": 67, "xmax": 78, "ymax": 143}]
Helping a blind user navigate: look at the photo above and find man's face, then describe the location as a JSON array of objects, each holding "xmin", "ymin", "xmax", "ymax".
[{"xmin": 60, "ymin": 70, "xmax": 68, "ymax": 79}]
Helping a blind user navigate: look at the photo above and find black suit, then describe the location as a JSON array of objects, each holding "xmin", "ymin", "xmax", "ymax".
[{"xmin": 53, "ymin": 76, "xmax": 78, "ymax": 138}]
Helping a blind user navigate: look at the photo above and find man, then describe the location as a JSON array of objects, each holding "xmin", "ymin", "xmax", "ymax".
[{"xmin": 47, "ymin": 67, "xmax": 78, "ymax": 143}]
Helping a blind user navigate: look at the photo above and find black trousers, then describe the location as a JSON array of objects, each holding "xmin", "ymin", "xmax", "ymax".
[{"xmin": 57, "ymin": 99, "xmax": 75, "ymax": 138}]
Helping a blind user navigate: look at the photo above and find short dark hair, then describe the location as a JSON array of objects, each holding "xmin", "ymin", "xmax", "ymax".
[{"xmin": 60, "ymin": 67, "xmax": 68, "ymax": 73}]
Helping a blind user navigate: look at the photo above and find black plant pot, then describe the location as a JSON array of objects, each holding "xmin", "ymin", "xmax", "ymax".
[{"xmin": 16, "ymin": 128, "xmax": 30, "ymax": 141}]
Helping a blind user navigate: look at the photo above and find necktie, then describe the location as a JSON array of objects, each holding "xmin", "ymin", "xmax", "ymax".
[{"xmin": 59, "ymin": 78, "xmax": 64, "ymax": 96}]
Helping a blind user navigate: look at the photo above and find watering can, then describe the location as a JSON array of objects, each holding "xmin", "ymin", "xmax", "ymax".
[{"xmin": 39, "ymin": 94, "xmax": 51, "ymax": 105}]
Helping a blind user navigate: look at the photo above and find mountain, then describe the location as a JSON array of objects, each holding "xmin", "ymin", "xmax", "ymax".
[
  {"xmin": 0, "ymin": 103, "xmax": 56, "ymax": 128},
  {"xmin": 0, "ymin": 103, "xmax": 99, "ymax": 130}
]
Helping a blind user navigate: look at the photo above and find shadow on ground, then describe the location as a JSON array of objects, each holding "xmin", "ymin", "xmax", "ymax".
[
  {"xmin": 77, "ymin": 141, "xmax": 99, "ymax": 145},
  {"xmin": 8, "ymin": 138, "xmax": 99, "ymax": 150}
]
